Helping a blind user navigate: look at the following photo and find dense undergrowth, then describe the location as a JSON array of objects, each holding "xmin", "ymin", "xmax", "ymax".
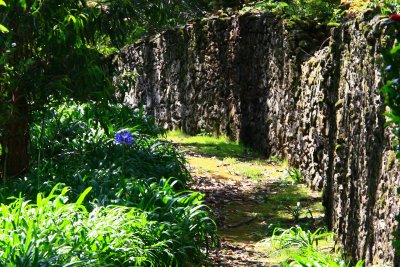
[{"xmin": 0, "ymin": 102, "xmax": 217, "ymax": 266}]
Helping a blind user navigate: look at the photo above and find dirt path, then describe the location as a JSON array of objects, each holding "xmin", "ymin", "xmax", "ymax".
[
  {"xmin": 189, "ymin": 166, "xmax": 277, "ymax": 267},
  {"xmin": 167, "ymin": 132, "xmax": 324, "ymax": 266}
]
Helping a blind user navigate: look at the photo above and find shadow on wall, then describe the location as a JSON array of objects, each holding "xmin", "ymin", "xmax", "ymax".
[{"xmin": 113, "ymin": 12, "xmax": 400, "ymax": 266}]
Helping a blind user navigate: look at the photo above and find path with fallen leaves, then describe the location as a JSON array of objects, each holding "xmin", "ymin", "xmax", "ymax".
[{"xmin": 167, "ymin": 132, "xmax": 324, "ymax": 266}]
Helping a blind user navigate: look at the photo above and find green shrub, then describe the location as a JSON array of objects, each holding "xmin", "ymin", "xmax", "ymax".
[
  {"xmin": 0, "ymin": 102, "xmax": 217, "ymax": 266},
  {"xmin": 0, "ymin": 186, "xmax": 168, "ymax": 266},
  {"xmin": 0, "ymin": 181, "xmax": 216, "ymax": 266},
  {"xmin": 3, "ymin": 102, "xmax": 189, "ymax": 202}
]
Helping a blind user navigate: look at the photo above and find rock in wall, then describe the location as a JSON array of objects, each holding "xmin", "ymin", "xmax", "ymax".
[{"xmin": 113, "ymin": 13, "xmax": 400, "ymax": 265}]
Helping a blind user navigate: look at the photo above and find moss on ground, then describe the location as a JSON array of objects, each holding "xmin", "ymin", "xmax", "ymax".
[{"xmin": 165, "ymin": 130, "xmax": 254, "ymax": 158}]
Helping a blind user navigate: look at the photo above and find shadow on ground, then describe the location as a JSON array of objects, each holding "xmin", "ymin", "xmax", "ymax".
[
  {"xmin": 191, "ymin": 175, "xmax": 324, "ymax": 244},
  {"xmin": 166, "ymin": 131, "xmax": 325, "ymax": 266}
]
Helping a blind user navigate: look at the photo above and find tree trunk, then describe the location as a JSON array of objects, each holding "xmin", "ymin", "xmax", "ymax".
[{"xmin": 0, "ymin": 90, "xmax": 29, "ymax": 180}]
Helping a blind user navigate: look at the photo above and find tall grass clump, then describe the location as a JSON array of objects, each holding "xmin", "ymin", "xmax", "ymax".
[
  {"xmin": 262, "ymin": 226, "xmax": 364, "ymax": 266},
  {"xmin": 0, "ymin": 101, "xmax": 217, "ymax": 266}
]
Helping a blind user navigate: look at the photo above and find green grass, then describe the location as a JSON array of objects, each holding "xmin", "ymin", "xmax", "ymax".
[
  {"xmin": 221, "ymin": 157, "xmax": 266, "ymax": 179},
  {"xmin": 220, "ymin": 183, "xmax": 324, "ymax": 242},
  {"xmin": 167, "ymin": 130, "xmax": 287, "ymax": 180},
  {"xmin": 257, "ymin": 226, "xmax": 365, "ymax": 267},
  {"xmin": 257, "ymin": 226, "xmax": 336, "ymax": 266},
  {"xmin": 166, "ymin": 130, "xmax": 252, "ymax": 158}
]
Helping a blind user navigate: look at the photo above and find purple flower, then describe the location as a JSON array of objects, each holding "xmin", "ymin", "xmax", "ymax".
[{"xmin": 114, "ymin": 130, "xmax": 134, "ymax": 146}]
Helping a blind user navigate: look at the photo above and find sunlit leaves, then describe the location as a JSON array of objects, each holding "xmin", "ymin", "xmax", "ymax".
[
  {"xmin": 0, "ymin": 0, "xmax": 7, "ymax": 33},
  {"xmin": 0, "ymin": 24, "xmax": 8, "ymax": 33},
  {"xmin": 19, "ymin": 0, "xmax": 26, "ymax": 10},
  {"xmin": 0, "ymin": 186, "xmax": 162, "ymax": 266}
]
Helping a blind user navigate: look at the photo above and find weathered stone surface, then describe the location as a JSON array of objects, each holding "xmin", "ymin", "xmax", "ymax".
[{"xmin": 113, "ymin": 13, "xmax": 400, "ymax": 265}]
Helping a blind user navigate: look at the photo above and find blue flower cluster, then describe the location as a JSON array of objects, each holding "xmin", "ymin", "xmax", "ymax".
[{"xmin": 114, "ymin": 130, "xmax": 134, "ymax": 146}]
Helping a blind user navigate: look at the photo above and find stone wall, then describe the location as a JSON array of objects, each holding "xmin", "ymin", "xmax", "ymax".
[{"xmin": 113, "ymin": 13, "xmax": 400, "ymax": 265}]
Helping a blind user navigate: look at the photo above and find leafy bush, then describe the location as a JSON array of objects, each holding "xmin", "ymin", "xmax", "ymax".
[
  {"xmin": 0, "ymin": 102, "xmax": 217, "ymax": 266},
  {"xmin": 0, "ymin": 185, "xmax": 213, "ymax": 266},
  {"xmin": 7, "ymin": 102, "xmax": 188, "ymax": 201},
  {"xmin": 0, "ymin": 180, "xmax": 216, "ymax": 266}
]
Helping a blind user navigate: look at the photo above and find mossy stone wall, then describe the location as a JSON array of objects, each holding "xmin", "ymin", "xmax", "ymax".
[{"xmin": 114, "ymin": 13, "xmax": 399, "ymax": 265}]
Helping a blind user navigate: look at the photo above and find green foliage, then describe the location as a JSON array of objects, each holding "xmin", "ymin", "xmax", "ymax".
[
  {"xmin": 283, "ymin": 251, "xmax": 364, "ymax": 267},
  {"xmin": 0, "ymin": 0, "xmax": 207, "ymax": 114},
  {"xmin": 0, "ymin": 0, "xmax": 109, "ymax": 102},
  {"xmin": 378, "ymin": 1, "xmax": 400, "ymax": 16},
  {"xmin": 0, "ymin": 185, "xmax": 215, "ymax": 266},
  {"xmin": 2, "ymin": 102, "xmax": 189, "ymax": 200},
  {"xmin": 267, "ymin": 226, "xmax": 364, "ymax": 267},
  {"xmin": 1, "ymin": 3, "xmax": 218, "ymax": 262},
  {"xmin": 272, "ymin": 226, "xmax": 333, "ymax": 250},
  {"xmin": 287, "ymin": 167, "xmax": 303, "ymax": 184},
  {"xmin": 0, "ymin": 102, "xmax": 217, "ymax": 265},
  {"xmin": 382, "ymin": 28, "xmax": 400, "ymax": 129},
  {"xmin": 0, "ymin": 0, "xmax": 209, "ymax": 177},
  {"xmin": 241, "ymin": 0, "xmax": 341, "ymax": 22},
  {"xmin": 285, "ymin": 202, "xmax": 303, "ymax": 221},
  {"xmin": 209, "ymin": 0, "xmax": 244, "ymax": 9},
  {"xmin": 341, "ymin": 0, "xmax": 399, "ymax": 16},
  {"xmin": 167, "ymin": 130, "xmax": 253, "ymax": 158},
  {"xmin": 241, "ymin": 0, "xmax": 400, "ymax": 24},
  {"xmin": 0, "ymin": 0, "xmax": 6, "ymax": 32}
]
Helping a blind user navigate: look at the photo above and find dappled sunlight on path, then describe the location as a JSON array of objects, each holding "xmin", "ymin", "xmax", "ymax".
[{"xmin": 166, "ymin": 132, "xmax": 324, "ymax": 266}]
